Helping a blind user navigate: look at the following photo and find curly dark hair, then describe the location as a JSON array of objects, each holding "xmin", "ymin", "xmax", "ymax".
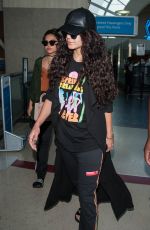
[{"xmin": 49, "ymin": 30, "xmax": 117, "ymax": 105}]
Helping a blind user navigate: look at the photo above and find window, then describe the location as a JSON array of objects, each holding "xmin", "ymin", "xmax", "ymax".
[{"xmin": 89, "ymin": 0, "xmax": 130, "ymax": 16}]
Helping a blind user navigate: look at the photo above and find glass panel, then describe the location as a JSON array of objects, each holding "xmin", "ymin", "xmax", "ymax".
[
  {"xmin": 102, "ymin": 0, "xmax": 109, "ymax": 8},
  {"xmin": 105, "ymin": 12, "xmax": 114, "ymax": 16},
  {"xmin": 89, "ymin": 5, "xmax": 105, "ymax": 15},
  {"xmin": 10, "ymin": 74, "xmax": 24, "ymax": 122},
  {"xmin": 92, "ymin": 0, "xmax": 105, "ymax": 5},
  {"xmin": 119, "ymin": 0, "xmax": 130, "ymax": 5},
  {"xmin": 108, "ymin": 0, "xmax": 124, "ymax": 12},
  {"xmin": 89, "ymin": 0, "xmax": 131, "ymax": 16}
]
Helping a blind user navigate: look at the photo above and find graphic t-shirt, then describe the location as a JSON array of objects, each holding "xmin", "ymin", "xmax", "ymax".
[{"xmin": 56, "ymin": 59, "xmax": 99, "ymax": 152}]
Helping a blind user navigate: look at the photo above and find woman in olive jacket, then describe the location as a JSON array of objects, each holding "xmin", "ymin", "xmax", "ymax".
[{"xmin": 27, "ymin": 29, "xmax": 61, "ymax": 188}]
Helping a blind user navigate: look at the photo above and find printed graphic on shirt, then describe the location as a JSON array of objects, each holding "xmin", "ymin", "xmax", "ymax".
[{"xmin": 59, "ymin": 71, "xmax": 85, "ymax": 123}]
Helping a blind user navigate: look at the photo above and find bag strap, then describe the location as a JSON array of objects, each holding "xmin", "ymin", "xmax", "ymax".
[{"xmin": 39, "ymin": 93, "xmax": 46, "ymax": 102}]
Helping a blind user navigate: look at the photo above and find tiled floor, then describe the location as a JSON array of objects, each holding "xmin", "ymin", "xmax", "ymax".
[{"xmin": 0, "ymin": 93, "xmax": 150, "ymax": 230}]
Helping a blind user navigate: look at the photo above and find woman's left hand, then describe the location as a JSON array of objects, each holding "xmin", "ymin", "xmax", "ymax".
[{"xmin": 106, "ymin": 135, "xmax": 114, "ymax": 152}]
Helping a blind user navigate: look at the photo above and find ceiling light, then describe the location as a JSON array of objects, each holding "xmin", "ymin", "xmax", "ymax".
[{"xmin": 115, "ymin": 10, "xmax": 130, "ymax": 16}]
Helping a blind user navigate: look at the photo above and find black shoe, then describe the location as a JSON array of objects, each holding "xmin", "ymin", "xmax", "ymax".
[
  {"xmin": 32, "ymin": 179, "xmax": 44, "ymax": 188},
  {"xmin": 75, "ymin": 208, "xmax": 81, "ymax": 223}
]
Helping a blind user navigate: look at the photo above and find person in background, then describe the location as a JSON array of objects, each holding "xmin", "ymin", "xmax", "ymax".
[
  {"xmin": 28, "ymin": 8, "xmax": 133, "ymax": 230},
  {"xmin": 144, "ymin": 97, "xmax": 150, "ymax": 165},
  {"xmin": 124, "ymin": 57, "xmax": 133, "ymax": 94},
  {"xmin": 27, "ymin": 29, "xmax": 61, "ymax": 188}
]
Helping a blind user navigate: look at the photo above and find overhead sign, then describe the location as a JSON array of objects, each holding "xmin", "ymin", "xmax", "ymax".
[{"xmin": 96, "ymin": 16, "xmax": 138, "ymax": 37}]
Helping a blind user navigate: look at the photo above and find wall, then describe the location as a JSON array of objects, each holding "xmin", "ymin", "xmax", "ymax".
[
  {"xmin": 126, "ymin": 0, "xmax": 150, "ymax": 16},
  {"xmin": 0, "ymin": 11, "xmax": 4, "ymax": 60},
  {"xmin": 3, "ymin": 0, "xmax": 88, "ymax": 73},
  {"xmin": 4, "ymin": 8, "xmax": 70, "ymax": 72},
  {"xmin": 3, "ymin": 0, "xmax": 88, "ymax": 8},
  {"xmin": 0, "ymin": 0, "xmax": 2, "ymax": 10},
  {"xmin": 0, "ymin": 1, "xmax": 4, "ymax": 73}
]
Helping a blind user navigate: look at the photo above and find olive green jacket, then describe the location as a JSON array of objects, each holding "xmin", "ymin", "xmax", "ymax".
[{"xmin": 29, "ymin": 57, "xmax": 43, "ymax": 119}]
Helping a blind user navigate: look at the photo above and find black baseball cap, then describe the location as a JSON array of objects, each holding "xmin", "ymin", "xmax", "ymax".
[{"xmin": 59, "ymin": 7, "xmax": 96, "ymax": 36}]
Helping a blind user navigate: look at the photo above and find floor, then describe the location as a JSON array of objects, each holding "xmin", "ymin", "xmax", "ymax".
[{"xmin": 0, "ymin": 93, "xmax": 150, "ymax": 230}]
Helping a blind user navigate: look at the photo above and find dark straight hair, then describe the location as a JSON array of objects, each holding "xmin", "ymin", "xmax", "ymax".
[{"xmin": 42, "ymin": 28, "xmax": 61, "ymax": 41}]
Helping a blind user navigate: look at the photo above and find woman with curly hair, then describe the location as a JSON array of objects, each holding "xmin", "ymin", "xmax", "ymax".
[{"xmin": 28, "ymin": 7, "xmax": 133, "ymax": 230}]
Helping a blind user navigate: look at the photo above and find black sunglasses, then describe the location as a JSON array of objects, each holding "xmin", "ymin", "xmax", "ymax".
[
  {"xmin": 42, "ymin": 40, "xmax": 58, "ymax": 46},
  {"xmin": 62, "ymin": 32, "xmax": 78, "ymax": 39}
]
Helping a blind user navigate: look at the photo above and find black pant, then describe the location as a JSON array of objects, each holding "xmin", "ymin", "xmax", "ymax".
[
  {"xmin": 60, "ymin": 147, "xmax": 103, "ymax": 230},
  {"xmin": 30, "ymin": 119, "xmax": 53, "ymax": 180}
]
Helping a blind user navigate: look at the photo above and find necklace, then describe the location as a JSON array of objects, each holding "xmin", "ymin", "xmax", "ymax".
[
  {"xmin": 47, "ymin": 54, "xmax": 55, "ymax": 58},
  {"xmin": 42, "ymin": 55, "xmax": 53, "ymax": 68},
  {"xmin": 45, "ymin": 55, "xmax": 55, "ymax": 65}
]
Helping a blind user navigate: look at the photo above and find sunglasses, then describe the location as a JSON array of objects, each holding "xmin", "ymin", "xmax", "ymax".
[
  {"xmin": 42, "ymin": 40, "xmax": 58, "ymax": 46},
  {"xmin": 62, "ymin": 32, "xmax": 78, "ymax": 39}
]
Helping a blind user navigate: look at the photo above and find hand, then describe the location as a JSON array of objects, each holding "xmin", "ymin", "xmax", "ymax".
[
  {"xmin": 27, "ymin": 108, "xmax": 32, "ymax": 117},
  {"xmin": 28, "ymin": 125, "xmax": 40, "ymax": 151},
  {"xmin": 144, "ymin": 138, "xmax": 150, "ymax": 166},
  {"xmin": 27, "ymin": 100, "xmax": 33, "ymax": 117},
  {"xmin": 106, "ymin": 135, "xmax": 114, "ymax": 152}
]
